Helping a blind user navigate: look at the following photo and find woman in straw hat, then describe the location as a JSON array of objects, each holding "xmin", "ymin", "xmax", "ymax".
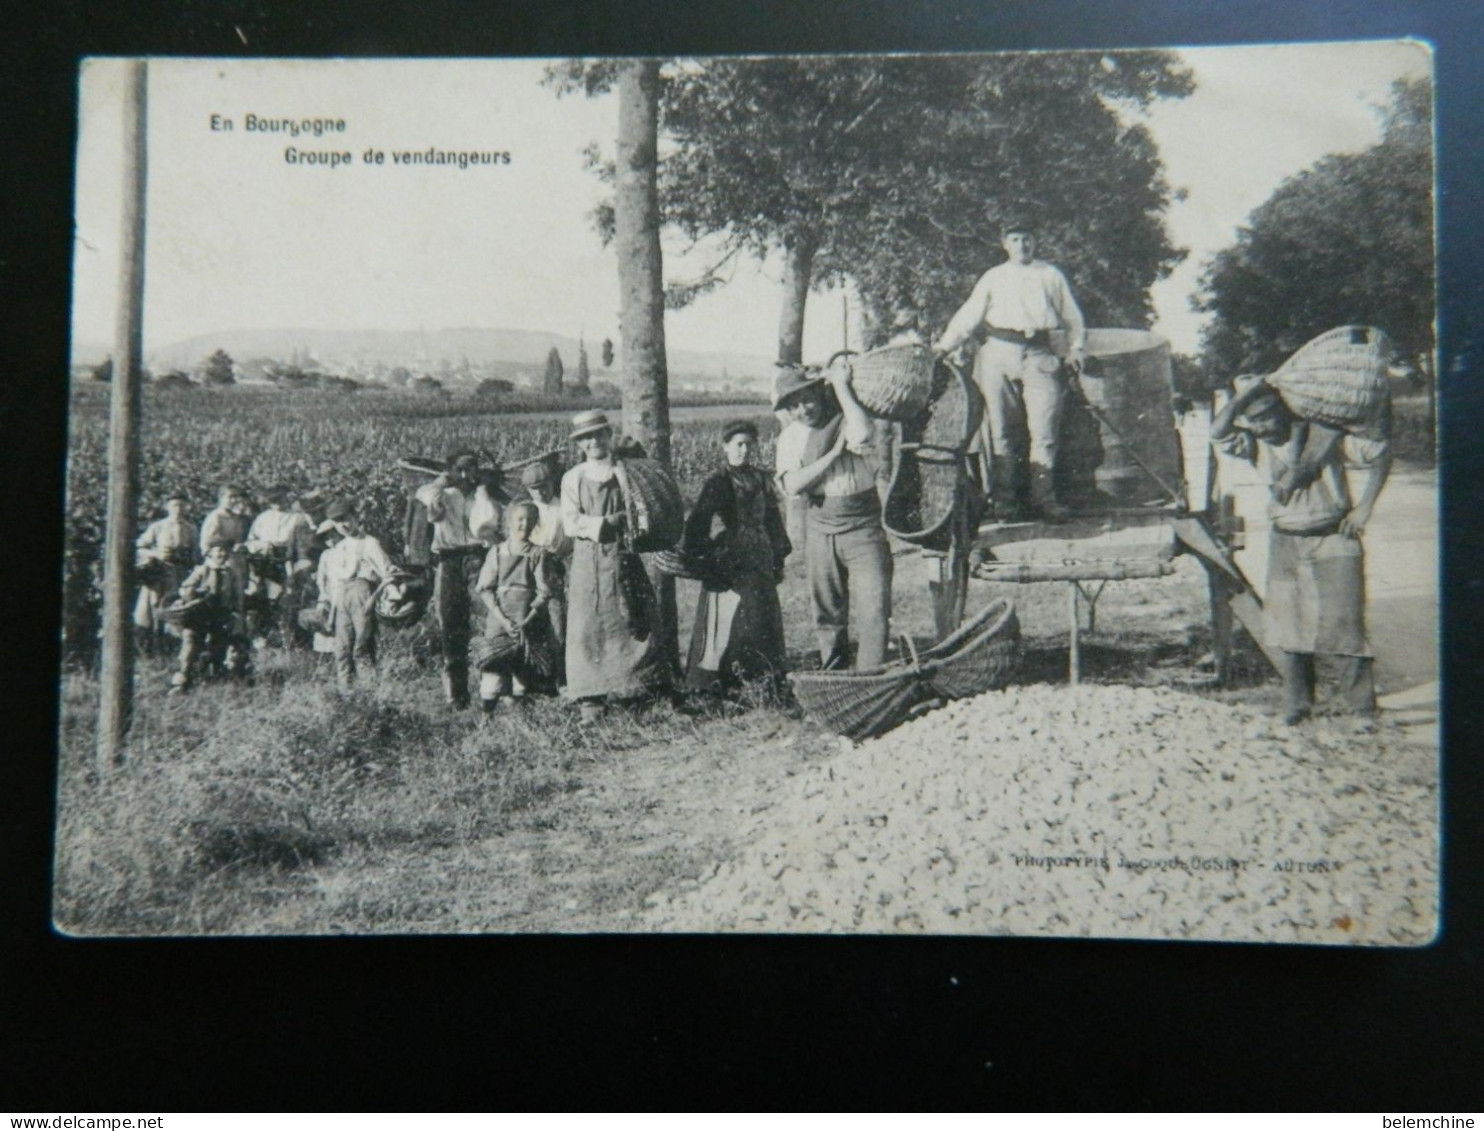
[
  {"xmin": 559, "ymin": 410, "xmax": 670, "ymax": 721},
  {"xmin": 682, "ymin": 418, "xmax": 791, "ymax": 692}
]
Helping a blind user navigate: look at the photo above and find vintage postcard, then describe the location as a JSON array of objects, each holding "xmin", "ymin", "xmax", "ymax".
[{"xmin": 58, "ymin": 45, "xmax": 1438, "ymax": 942}]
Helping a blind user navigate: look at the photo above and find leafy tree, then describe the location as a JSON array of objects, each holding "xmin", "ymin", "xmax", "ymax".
[
  {"xmin": 388, "ymin": 365, "xmax": 413, "ymax": 388},
  {"xmin": 201, "ymin": 348, "xmax": 236, "ymax": 386},
  {"xmin": 542, "ymin": 346, "xmax": 565, "ymax": 395},
  {"xmin": 1194, "ymin": 77, "xmax": 1434, "ymax": 378},
  {"xmin": 90, "ymin": 358, "xmax": 113, "ymax": 382},
  {"xmin": 601, "ymin": 337, "xmax": 615, "ymax": 367},
  {"xmin": 474, "ymin": 377, "xmax": 516, "ymax": 399},
  {"xmin": 551, "ymin": 54, "xmax": 1192, "ymax": 364},
  {"xmin": 153, "ymin": 368, "xmax": 193, "ymax": 390},
  {"xmin": 411, "ymin": 375, "xmax": 444, "ymax": 395}
]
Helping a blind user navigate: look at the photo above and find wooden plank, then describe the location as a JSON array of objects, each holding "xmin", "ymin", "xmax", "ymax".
[{"xmin": 974, "ymin": 559, "xmax": 1173, "ymax": 584}]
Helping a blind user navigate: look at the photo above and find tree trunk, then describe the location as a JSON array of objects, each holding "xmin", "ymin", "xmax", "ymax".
[
  {"xmin": 617, "ymin": 59, "xmax": 670, "ymax": 464},
  {"xmin": 776, "ymin": 230, "xmax": 817, "ymax": 366},
  {"xmin": 97, "ymin": 59, "xmax": 148, "ymax": 771},
  {"xmin": 615, "ymin": 58, "xmax": 679, "ymax": 671}
]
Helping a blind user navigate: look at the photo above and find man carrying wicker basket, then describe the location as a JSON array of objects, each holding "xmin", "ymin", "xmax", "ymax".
[
  {"xmin": 1210, "ymin": 376, "xmax": 1392, "ymax": 725},
  {"xmin": 775, "ymin": 364, "xmax": 893, "ymax": 671},
  {"xmin": 934, "ymin": 216, "xmax": 1087, "ymax": 521}
]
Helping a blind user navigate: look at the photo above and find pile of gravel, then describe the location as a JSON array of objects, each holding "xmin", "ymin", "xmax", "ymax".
[{"xmin": 646, "ymin": 683, "xmax": 1437, "ymax": 944}]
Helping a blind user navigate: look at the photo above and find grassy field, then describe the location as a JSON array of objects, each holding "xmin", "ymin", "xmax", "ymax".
[{"xmin": 53, "ymin": 384, "xmax": 1436, "ymax": 936}]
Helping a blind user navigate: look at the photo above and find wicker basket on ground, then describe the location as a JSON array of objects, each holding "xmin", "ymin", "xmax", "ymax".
[
  {"xmin": 1267, "ymin": 325, "xmax": 1392, "ymax": 432},
  {"xmin": 839, "ymin": 342, "xmax": 939, "ymax": 422},
  {"xmin": 788, "ymin": 597, "xmax": 1020, "ymax": 740}
]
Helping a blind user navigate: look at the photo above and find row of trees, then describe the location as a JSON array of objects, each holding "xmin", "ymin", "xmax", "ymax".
[{"xmin": 551, "ymin": 53, "xmax": 1195, "ymax": 365}]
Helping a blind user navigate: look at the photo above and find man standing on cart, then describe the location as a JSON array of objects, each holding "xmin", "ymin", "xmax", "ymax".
[{"xmin": 934, "ymin": 216, "xmax": 1088, "ymax": 521}]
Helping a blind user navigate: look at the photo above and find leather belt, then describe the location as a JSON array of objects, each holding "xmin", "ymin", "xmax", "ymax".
[{"xmin": 982, "ymin": 325, "xmax": 1051, "ymax": 350}]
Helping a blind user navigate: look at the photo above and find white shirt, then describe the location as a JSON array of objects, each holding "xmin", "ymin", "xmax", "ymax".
[
  {"xmin": 246, "ymin": 507, "xmax": 312, "ymax": 556},
  {"xmin": 939, "ymin": 258, "xmax": 1087, "ymax": 353},
  {"xmin": 776, "ymin": 418, "xmax": 878, "ymax": 498},
  {"xmin": 414, "ymin": 480, "xmax": 481, "ymax": 551},
  {"xmin": 530, "ymin": 498, "xmax": 571, "ymax": 557},
  {"xmin": 561, "ymin": 461, "xmax": 621, "ymax": 541},
  {"xmin": 316, "ymin": 534, "xmax": 392, "ymax": 605}
]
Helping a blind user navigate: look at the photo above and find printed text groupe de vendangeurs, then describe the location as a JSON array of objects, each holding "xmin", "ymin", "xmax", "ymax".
[{"xmin": 229, "ymin": 114, "xmax": 512, "ymax": 169}]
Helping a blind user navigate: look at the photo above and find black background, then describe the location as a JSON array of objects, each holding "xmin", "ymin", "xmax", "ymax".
[{"xmin": 4, "ymin": 0, "xmax": 1481, "ymax": 1110}]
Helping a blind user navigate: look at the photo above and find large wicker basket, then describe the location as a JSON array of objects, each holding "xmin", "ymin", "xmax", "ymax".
[
  {"xmin": 842, "ymin": 342, "xmax": 938, "ymax": 422},
  {"xmin": 1268, "ymin": 325, "xmax": 1392, "ymax": 430},
  {"xmin": 883, "ymin": 358, "xmax": 984, "ymax": 549},
  {"xmin": 617, "ymin": 457, "xmax": 685, "ymax": 554},
  {"xmin": 788, "ymin": 598, "xmax": 1020, "ymax": 740}
]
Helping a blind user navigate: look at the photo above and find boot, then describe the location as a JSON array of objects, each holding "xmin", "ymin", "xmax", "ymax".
[
  {"xmin": 443, "ymin": 670, "xmax": 470, "ymax": 709},
  {"xmin": 1029, "ymin": 464, "xmax": 1069, "ymax": 522},
  {"xmin": 986, "ymin": 456, "xmax": 1029, "ymax": 522}
]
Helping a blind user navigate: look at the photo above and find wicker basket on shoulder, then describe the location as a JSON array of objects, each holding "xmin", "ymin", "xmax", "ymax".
[
  {"xmin": 1268, "ymin": 325, "xmax": 1392, "ymax": 430},
  {"xmin": 788, "ymin": 598, "xmax": 1020, "ymax": 740},
  {"xmin": 843, "ymin": 343, "xmax": 938, "ymax": 422},
  {"xmin": 617, "ymin": 457, "xmax": 685, "ymax": 553}
]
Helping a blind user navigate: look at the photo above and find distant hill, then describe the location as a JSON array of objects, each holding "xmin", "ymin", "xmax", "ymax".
[{"xmin": 127, "ymin": 326, "xmax": 775, "ymax": 390}]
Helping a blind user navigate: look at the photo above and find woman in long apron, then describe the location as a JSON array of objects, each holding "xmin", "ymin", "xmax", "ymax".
[
  {"xmin": 560, "ymin": 410, "xmax": 670, "ymax": 721},
  {"xmin": 682, "ymin": 419, "xmax": 791, "ymax": 692}
]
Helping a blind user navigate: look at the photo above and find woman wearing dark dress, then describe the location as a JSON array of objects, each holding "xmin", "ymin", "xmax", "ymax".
[{"xmin": 682, "ymin": 419, "xmax": 792, "ymax": 692}]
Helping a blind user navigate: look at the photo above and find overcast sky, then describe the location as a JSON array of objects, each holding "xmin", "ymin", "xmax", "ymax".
[{"xmin": 71, "ymin": 42, "xmax": 1430, "ymax": 364}]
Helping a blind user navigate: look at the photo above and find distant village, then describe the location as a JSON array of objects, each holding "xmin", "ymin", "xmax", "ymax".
[{"xmin": 70, "ymin": 325, "xmax": 776, "ymax": 400}]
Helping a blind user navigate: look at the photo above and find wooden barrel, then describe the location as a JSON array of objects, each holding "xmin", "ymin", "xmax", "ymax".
[{"xmin": 1052, "ymin": 328, "xmax": 1182, "ymax": 507}]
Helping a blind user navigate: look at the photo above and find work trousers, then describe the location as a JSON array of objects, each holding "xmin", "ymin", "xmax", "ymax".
[
  {"xmin": 433, "ymin": 550, "xmax": 482, "ymax": 701},
  {"xmin": 972, "ymin": 338, "xmax": 1066, "ymax": 503},
  {"xmin": 333, "ymin": 578, "xmax": 378, "ymax": 689},
  {"xmin": 1275, "ymin": 651, "xmax": 1376, "ymax": 718},
  {"xmin": 807, "ymin": 521, "xmax": 892, "ymax": 670}
]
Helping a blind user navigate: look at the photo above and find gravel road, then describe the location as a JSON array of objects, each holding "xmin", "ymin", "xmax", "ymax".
[{"xmin": 645, "ymin": 683, "xmax": 1438, "ymax": 944}]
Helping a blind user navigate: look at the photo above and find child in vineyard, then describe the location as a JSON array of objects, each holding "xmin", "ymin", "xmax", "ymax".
[
  {"xmin": 312, "ymin": 499, "xmax": 395, "ymax": 690},
  {"xmin": 473, "ymin": 500, "xmax": 557, "ymax": 713},
  {"xmin": 133, "ymin": 491, "xmax": 197, "ymax": 651},
  {"xmin": 520, "ymin": 461, "xmax": 570, "ymax": 677},
  {"xmin": 1210, "ymin": 378, "xmax": 1392, "ymax": 725},
  {"xmin": 170, "ymin": 537, "xmax": 248, "ymax": 693}
]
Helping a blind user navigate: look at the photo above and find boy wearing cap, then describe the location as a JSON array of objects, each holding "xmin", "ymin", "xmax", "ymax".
[
  {"xmin": 170, "ymin": 537, "xmax": 248, "ymax": 692},
  {"xmin": 775, "ymin": 364, "xmax": 892, "ymax": 671},
  {"xmin": 313, "ymin": 499, "xmax": 395, "ymax": 690},
  {"xmin": 683, "ymin": 418, "xmax": 791, "ymax": 690},
  {"xmin": 134, "ymin": 491, "xmax": 198, "ymax": 644},
  {"xmin": 415, "ymin": 449, "xmax": 486, "ymax": 707},
  {"xmin": 560, "ymin": 410, "xmax": 670, "ymax": 719},
  {"xmin": 934, "ymin": 218, "xmax": 1087, "ymax": 521}
]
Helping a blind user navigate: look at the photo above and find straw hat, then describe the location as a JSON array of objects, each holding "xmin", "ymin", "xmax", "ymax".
[{"xmin": 569, "ymin": 410, "xmax": 613, "ymax": 441}]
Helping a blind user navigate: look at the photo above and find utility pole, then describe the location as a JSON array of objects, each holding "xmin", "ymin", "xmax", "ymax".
[{"xmin": 97, "ymin": 59, "xmax": 148, "ymax": 772}]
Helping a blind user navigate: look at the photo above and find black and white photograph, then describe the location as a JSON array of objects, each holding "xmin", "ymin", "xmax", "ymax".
[{"xmin": 56, "ymin": 44, "xmax": 1438, "ymax": 944}]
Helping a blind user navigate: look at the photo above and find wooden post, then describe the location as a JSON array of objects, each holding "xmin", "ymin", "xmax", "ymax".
[
  {"xmin": 96, "ymin": 59, "xmax": 149, "ymax": 771},
  {"xmin": 1067, "ymin": 581, "xmax": 1080, "ymax": 685}
]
